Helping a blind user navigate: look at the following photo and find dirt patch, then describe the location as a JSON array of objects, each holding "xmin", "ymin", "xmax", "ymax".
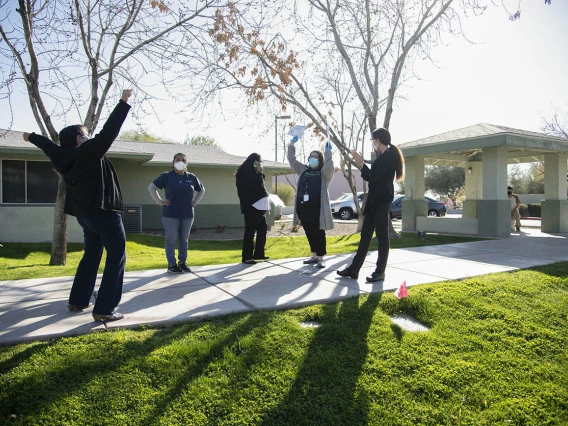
[{"xmin": 142, "ymin": 221, "xmax": 361, "ymax": 241}]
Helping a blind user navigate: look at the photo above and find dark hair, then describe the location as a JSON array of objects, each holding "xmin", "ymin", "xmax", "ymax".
[
  {"xmin": 309, "ymin": 150, "xmax": 324, "ymax": 169},
  {"xmin": 59, "ymin": 125, "xmax": 87, "ymax": 147},
  {"xmin": 373, "ymin": 127, "xmax": 404, "ymax": 181},
  {"xmin": 173, "ymin": 153, "xmax": 187, "ymax": 161},
  {"xmin": 372, "ymin": 128, "xmax": 391, "ymax": 145},
  {"xmin": 507, "ymin": 186, "xmax": 513, "ymax": 190},
  {"xmin": 390, "ymin": 143, "xmax": 405, "ymax": 182},
  {"xmin": 236, "ymin": 153, "xmax": 262, "ymax": 176}
]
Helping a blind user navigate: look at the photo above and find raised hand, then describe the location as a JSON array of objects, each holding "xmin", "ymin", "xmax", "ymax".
[
  {"xmin": 325, "ymin": 141, "xmax": 332, "ymax": 151},
  {"xmin": 122, "ymin": 89, "xmax": 133, "ymax": 102},
  {"xmin": 23, "ymin": 132, "xmax": 31, "ymax": 142}
]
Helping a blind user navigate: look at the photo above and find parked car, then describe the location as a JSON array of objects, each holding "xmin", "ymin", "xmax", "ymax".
[
  {"xmin": 330, "ymin": 192, "xmax": 364, "ymax": 220},
  {"xmin": 390, "ymin": 195, "xmax": 446, "ymax": 219}
]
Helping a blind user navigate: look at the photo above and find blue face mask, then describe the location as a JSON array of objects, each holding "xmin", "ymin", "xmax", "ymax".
[{"xmin": 308, "ymin": 157, "xmax": 319, "ymax": 168}]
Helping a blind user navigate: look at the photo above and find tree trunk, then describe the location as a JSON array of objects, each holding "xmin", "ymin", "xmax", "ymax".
[
  {"xmin": 388, "ymin": 218, "xmax": 401, "ymax": 239},
  {"xmin": 49, "ymin": 176, "xmax": 68, "ymax": 266}
]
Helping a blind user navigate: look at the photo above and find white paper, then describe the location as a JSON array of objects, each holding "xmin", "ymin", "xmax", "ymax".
[
  {"xmin": 252, "ymin": 197, "xmax": 270, "ymax": 211},
  {"xmin": 288, "ymin": 125, "xmax": 308, "ymax": 138}
]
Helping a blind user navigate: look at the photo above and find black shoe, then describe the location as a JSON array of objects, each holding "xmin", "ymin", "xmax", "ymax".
[
  {"xmin": 178, "ymin": 262, "xmax": 191, "ymax": 273},
  {"xmin": 515, "ymin": 225, "xmax": 521, "ymax": 232},
  {"xmin": 336, "ymin": 268, "xmax": 358, "ymax": 279},
  {"xmin": 303, "ymin": 258, "xmax": 319, "ymax": 264},
  {"xmin": 243, "ymin": 260, "xmax": 257, "ymax": 265},
  {"xmin": 366, "ymin": 272, "xmax": 385, "ymax": 283},
  {"xmin": 254, "ymin": 256, "xmax": 270, "ymax": 260},
  {"xmin": 68, "ymin": 303, "xmax": 93, "ymax": 312},
  {"xmin": 167, "ymin": 264, "xmax": 183, "ymax": 274},
  {"xmin": 93, "ymin": 312, "xmax": 124, "ymax": 322}
]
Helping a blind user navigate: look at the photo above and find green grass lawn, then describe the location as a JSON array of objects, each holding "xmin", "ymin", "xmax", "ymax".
[
  {"xmin": 1, "ymin": 262, "xmax": 567, "ymax": 425},
  {"xmin": 0, "ymin": 232, "xmax": 481, "ymax": 281}
]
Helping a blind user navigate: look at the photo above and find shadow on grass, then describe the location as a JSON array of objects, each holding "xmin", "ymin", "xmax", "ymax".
[
  {"xmin": 0, "ymin": 243, "xmax": 84, "ymax": 260},
  {"xmin": 0, "ymin": 316, "xmax": 261, "ymax": 422},
  {"xmin": 260, "ymin": 293, "xmax": 382, "ymax": 425},
  {"xmin": 528, "ymin": 261, "xmax": 568, "ymax": 280}
]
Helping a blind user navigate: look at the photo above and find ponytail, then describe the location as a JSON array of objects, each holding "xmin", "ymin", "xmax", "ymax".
[{"xmin": 390, "ymin": 143, "xmax": 405, "ymax": 181}]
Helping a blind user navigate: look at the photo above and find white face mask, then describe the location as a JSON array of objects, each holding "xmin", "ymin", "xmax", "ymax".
[{"xmin": 174, "ymin": 161, "xmax": 186, "ymax": 171}]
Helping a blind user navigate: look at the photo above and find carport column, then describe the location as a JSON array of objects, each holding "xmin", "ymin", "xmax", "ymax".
[
  {"xmin": 402, "ymin": 156, "xmax": 427, "ymax": 231},
  {"xmin": 462, "ymin": 162, "xmax": 483, "ymax": 218},
  {"xmin": 541, "ymin": 153, "xmax": 568, "ymax": 232},
  {"xmin": 477, "ymin": 146, "xmax": 510, "ymax": 237}
]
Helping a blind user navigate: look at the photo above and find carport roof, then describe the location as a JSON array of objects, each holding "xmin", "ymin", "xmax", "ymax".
[{"xmin": 398, "ymin": 123, "xmax": 568, "ymax": 167}]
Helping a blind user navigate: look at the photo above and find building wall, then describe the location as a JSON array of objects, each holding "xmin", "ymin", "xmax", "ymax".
[{"xmin": 0, "ymin": 154, "xmax": 275, "ymax": 242}]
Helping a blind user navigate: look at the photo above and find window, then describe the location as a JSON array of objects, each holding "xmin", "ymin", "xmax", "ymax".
[{"xmin": 1, "ymin": 160, "xmax": 58, "ymax": 204}]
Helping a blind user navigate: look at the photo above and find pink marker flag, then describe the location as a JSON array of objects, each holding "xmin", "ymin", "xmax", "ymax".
[
  {"xmin": 325, "ymin": 124, "xmax": 330, "ymax": 141},
  {"xmin": 395, "ymin": 280, "xmax": 409, "ymax": 299}
]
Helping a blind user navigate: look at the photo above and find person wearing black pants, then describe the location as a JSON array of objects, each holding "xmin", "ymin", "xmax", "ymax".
[
  {"xmin": 288, "ymin": 140, "xmax": 335, "ymax": 268},
  {"xmin": 24, "ymin": 89, "xmax": 134, "ymax": 322},
  {"xmin": 236, "ymin": 153, "xmax": 269, "ymax": 264},
  {"xmin": 337, "ymin": 127, "xmax": 405, "ymax": 282}
]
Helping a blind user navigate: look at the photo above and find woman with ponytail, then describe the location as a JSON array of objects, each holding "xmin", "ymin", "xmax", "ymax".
[{"xmin": 337, "ymin": 127, "xmax": 404, "ymax": 282}]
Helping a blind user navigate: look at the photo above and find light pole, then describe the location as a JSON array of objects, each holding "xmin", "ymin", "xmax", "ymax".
[{"xmin": 274, "ymin": 115, "xmax": 291, "ymax": 194}]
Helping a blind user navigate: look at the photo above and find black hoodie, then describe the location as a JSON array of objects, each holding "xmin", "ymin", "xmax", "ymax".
[{"xmin": 28, "ymin": 100, "xmax": 131, "ymax": 217}]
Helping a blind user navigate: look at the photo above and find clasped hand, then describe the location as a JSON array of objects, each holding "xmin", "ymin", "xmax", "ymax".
[{"xmin": 350, "ymin": 149, "xmax": 365, "ymax": 169}]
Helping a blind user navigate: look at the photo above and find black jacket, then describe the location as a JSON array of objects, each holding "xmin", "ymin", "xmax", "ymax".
[
  {"xmin": 361, "ymin": 147, "xmax": 397, "ymax": 215},
  {"xmin": 28, "ymin": 100, "xmax": 130, "ymax": 217},
  {"xmin": 235, "ymin": 166, "xmax": 269, "ymax": 213}
]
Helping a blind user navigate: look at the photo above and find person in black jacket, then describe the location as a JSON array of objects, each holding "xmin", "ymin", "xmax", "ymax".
[
  {"xmin": 235, "ymin": 153, "xmax": 269, "ymax": 264},
  {"xmin": 337, "ymin": 127, "xmax": 405, "ymax": 282},
  {"xmin": 23, "ymin": 90, "xmax": 133, "ymax": 322}
]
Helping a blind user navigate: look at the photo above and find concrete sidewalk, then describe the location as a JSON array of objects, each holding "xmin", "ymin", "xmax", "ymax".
[{"xmin": 1, "ymin": 228, "xmax": 567, "ymax": 345}]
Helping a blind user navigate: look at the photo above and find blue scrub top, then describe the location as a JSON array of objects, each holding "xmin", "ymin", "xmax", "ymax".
[{"xmin": 153, "ymin": 170, "xmax": 203, "ymax": 218}]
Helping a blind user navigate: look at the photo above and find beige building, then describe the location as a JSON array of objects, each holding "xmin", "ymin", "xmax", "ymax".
[{"xmin": 0, "ymin": 130, "xmax": 292, "ymax": 243}]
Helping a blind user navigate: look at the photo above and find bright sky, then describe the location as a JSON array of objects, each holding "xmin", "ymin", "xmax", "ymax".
[{"xmin": 2, "ymin": 2, "xmax": 567, "ymax": 163}]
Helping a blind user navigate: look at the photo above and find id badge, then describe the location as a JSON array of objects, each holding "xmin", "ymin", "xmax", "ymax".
[{"xmin": 303, "ymin": 194, "xmax": 309, "ymax": 202}]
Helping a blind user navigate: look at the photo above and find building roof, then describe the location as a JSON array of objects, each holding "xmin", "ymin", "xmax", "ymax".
[
  {"xmin": 0, "ymin": 129, "xmax": 293, "ymax": 174},
  {"xmin": 398, "ymin": 123, "xmax": 568, "ymax": 166}
]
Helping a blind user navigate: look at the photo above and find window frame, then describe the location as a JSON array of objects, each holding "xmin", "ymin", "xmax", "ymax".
[{"xmin": 1, "ymin": 158, "xmax": 59, "ymax": 205}]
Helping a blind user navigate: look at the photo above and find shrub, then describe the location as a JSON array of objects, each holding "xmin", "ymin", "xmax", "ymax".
[
  {"xmin": 277, "ymin": 184, "xmax": 296, "ymax": 206},
  {"xmin": 519, "ymin": 204, "xmax": 528, "ymax": 217},
  {"xmin": 527, "ymin": 203, "xmax": 541, "ymax": 217}
]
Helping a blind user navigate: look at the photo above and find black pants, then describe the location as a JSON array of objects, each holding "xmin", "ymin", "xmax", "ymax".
[
  {"xmin": 349, "ymin": 201, "xmax": 390, "ymax": 274},
  {"xmin": 73, "ymin": 211, "xmax": 125, "ymax": 315},
  {"xmin": 297, "ymin": 202, "xmax": 326, "ymax": 256},
  {"xmin": 242, "ymin": 207, "xmax": 267, "ymax": 261}
]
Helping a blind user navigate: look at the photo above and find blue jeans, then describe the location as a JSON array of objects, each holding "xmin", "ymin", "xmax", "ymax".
[
  {"xmin": 162, "ymin": 216, "xmax": 194, "ymax": 265},
  {"xmin": 72, "ymin": 211, "xmax": 126, "ymax": 315}
]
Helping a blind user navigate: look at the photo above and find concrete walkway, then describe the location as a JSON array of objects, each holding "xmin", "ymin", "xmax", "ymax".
[{"xmin": 1, "ymin": 228, "xmax": 567, "ymax": 345}]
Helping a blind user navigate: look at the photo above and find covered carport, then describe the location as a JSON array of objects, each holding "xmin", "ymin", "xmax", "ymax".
[{"xmin": 398, "ymin": 124, "xmax": 568, "ymax": 237}]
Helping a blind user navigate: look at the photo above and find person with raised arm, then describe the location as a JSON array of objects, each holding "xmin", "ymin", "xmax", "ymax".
[
  {"xmin": 23, "ymin": 90, "xmax": 134, "ymax": 322},
  {"xmin": 287, "ymin": 137, "xmax": 334, "ymax": 268}
]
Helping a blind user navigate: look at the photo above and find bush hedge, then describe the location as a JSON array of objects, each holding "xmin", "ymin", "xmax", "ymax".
[
  {"xmin": 276, "ymin": 184, "xmax": 296, "ymax": 206},
  {"xmin": 519, "ymin": 203, "xmax": 541, "ymax": 217}
]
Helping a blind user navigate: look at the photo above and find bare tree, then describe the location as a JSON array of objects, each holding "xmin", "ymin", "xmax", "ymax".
[
  {"xmin": 542, "ymin": 109, "xmax": 568, "ymax": 140},
  {"xmin": 0, "ymin": 0, "xmax": 226, "ymax": 264},
  {"xmin": 202, "ymin": 0, "xmax": 492, "ymax": 238}
]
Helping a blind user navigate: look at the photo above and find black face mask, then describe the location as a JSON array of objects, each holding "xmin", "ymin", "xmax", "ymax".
[{"xmin": 507, "ymin": 191, "xmax": 512, "ymax": 196}]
